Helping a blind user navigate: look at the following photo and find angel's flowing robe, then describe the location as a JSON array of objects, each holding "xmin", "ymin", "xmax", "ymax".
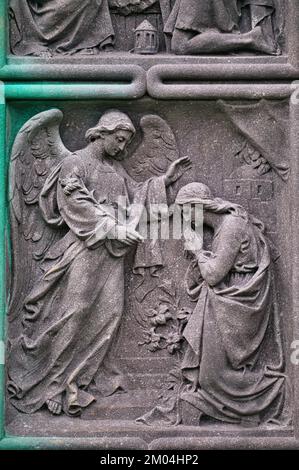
[
  {"xmin": 8, "ymin": 149, "xmax": 167, "ymax": 415},
  {"xmin": 9, "ymin": 0, "xmax": 114, "ymax": 56}
]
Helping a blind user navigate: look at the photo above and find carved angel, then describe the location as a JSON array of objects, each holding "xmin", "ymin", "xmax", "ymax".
[{"xmin": 7, "ymin": 108, "xmax": 191, "ymax": 417}]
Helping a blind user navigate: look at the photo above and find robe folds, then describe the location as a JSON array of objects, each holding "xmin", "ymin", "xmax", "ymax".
[
  {"xmin": 8, "ymin": 150, "xmax": 167, "ymax": 415},
  {"xmin": 139, "ymin": 213, "xmax": 286, "ymax": 426},
  {"xmin": 164, "ymin": 0, "xmax": 276, "ymax": 36},
  {"xmin": 181, "ymin": 214, "xmax": 286, "ymax": 424},
  {"xmin": 9, "ymin": 0, "xmax": 114, "ymax": 55}
]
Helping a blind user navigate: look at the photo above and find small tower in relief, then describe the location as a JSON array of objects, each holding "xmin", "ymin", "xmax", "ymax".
[{"xmin": 134, "ymin": 20, "xmax": 158, "ymax": 55}]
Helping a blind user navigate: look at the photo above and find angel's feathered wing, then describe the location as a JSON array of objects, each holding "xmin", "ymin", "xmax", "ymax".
[
  {"xmin": 8, "ymin": 109, "xmax": 72, "ymax": 324},
  {"xmin": 129, "ymin": 115, "xmax": 179, "ymax": 181}
]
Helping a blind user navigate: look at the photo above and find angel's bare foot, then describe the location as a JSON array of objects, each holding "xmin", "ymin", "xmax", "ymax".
[
  {"xmin": 250, "ymin": 26, "xmax": 278, "ymax": 55},
  {"xmin": 46, "ymin": 395, "xmax": 63, "ymax": 415}
]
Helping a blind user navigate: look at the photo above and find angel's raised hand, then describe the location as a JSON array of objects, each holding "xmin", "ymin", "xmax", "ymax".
[{"xmin": 165, "ymin": 156, "xmax": 192, "ymax": 187}]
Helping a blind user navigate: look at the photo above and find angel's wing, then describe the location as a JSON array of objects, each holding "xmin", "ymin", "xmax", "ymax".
[
  {"xmin": 129, "ymin": 115, "xmax": 179, "ymax": 182},
  {"xmin": 8, "ymin": 109, "xmax": 71, "ymax": 323}
]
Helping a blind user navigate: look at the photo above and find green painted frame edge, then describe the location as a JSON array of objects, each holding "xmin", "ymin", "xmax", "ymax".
[
  {"xmin": 0, "ymin": 0, "xmax": 299, "ymax": 81},
  {"xmin": 0, "ymin": 83, "xmax": 298, "ymax": 450},
  {"xmin": 0, "ymin": 81, "xmax": 5, "ymax": 446},
  {"xmin": 0, "ymin": 0, "xmax": 6, "ymax": 68},
  {"xmin": 4, "ymin": 81, "xmax": 147, "ymax": 100}
]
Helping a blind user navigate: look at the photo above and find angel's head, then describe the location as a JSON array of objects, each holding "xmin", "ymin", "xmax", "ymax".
[{"xmin": 85, "ymin": 110, "xmax": 136, "ymax": 160}]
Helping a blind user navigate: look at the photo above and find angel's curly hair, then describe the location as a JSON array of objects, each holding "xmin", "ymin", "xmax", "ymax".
[{"xmin": 85, "ymin": 110, "xmax": 136, "ymax": 143}]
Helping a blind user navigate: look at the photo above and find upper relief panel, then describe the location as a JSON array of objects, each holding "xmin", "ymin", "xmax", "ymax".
[{"xmin": 7, "ymin": 1, "xmax": 287, "ymax": 58}]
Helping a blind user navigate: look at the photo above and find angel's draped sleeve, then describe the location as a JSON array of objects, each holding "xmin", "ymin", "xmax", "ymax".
[{"xmin": 56, "ymin": 155, "xmax": 117, "ymax": 246}]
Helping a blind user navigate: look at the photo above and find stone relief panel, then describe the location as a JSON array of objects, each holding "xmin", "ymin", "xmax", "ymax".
[
  {"xmin": 6, "ymin": 98, "xmax": 292, "ymax": 437},
  {"xmin": 8, "ymin": 0, "xmax": 286, "ymax": 57}
]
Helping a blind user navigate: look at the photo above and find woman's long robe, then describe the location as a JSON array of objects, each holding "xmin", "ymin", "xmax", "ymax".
[
  {"xmin": 139, "ymin": 212, "xmax": 286, "ymax": 426},
  {"xmin": 181, "ymin": 214, "xmax": 286, "ymax": 424}
]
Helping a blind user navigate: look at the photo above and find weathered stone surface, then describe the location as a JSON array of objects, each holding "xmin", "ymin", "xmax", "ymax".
[
  {"xmin": 3, "ymin": 0, "xmax": 299, "ymax": 452},
  {"xmin": 8, "ymin": 0, "xmax": 286, "ymax": 56}
]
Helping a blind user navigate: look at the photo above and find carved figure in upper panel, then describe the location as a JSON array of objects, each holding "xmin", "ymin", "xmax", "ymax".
[
  {"xmin": 165, "ymin": 0, "xmax": 284, "ymax": 55},
  {"xmin": 9, "ymin": 0, "xmax": 285, "ymax": 56}
]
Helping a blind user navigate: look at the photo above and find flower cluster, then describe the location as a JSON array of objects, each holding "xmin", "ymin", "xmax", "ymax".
[{"xmin": 139, "ymin": 280, "xmax": 192, "ymax": 355}]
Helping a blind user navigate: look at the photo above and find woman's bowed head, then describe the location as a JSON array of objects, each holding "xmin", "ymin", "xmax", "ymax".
[
  {"xmin": 175, "ymin": 183, "xmax": 228, "ymax": 255},
  {"xmin": 176, "ymin": 182, "xmax": 254, "ymax": 245},
  {"xmin": 176, "ymin": 181, "xmax": 243, "ymax": 225},
  {"xmin": 175, "ymin": 183, "xmax": 209, "ymax": 248},
  {"xmin": 175, "ymin": 182, "xmax": 269, "ymax": 278}
]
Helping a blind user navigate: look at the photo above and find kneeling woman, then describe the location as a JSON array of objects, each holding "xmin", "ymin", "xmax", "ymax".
[{"xmin": 140, "ymin": 183, "xmax": 287, "ymax": 426}]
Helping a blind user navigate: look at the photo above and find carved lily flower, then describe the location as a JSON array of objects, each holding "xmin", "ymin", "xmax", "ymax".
[
  {"xmin": 150, "ymin": 304, "xmax": 173, "ymax": 326},
  {"xmin": 139, "ymin": 327, "xmax": 160, "ymax": 345},
  {"xmin": 59, "ymin": 177, "xmax": 82, "ymax": 196},
  {"xmin": 159, "ymin": 304, "xmax": 170, "ymax": 315},
  {"xmin": 177, "ymin": 307, "xmax": 193, "ymax": 325},
  {"xmin": 148, "ymin": 328, "xmax": 163, "ymax": 352},
  {"xmin": 166, "ymin": 331, "xmax": 182, "ymax": 354},
  {"xmin": 147, "ymin": 342, "xmax": 161, "ymax": 353}
]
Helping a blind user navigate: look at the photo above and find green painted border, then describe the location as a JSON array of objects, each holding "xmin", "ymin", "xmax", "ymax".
[
  {"xmin": 0, "ymin": 83, "xmax": 298, "ymax": 450},
  {"xmin": 0, "ymin": 82, "xmax": 5, "ymax": 445},
  {"xmin": 4, "ymin": 82, "xmax": 147, "ymax": 100},
  {"xmin": 0, "ymin": 0, "xmax": 6, "ymax": 68}
]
